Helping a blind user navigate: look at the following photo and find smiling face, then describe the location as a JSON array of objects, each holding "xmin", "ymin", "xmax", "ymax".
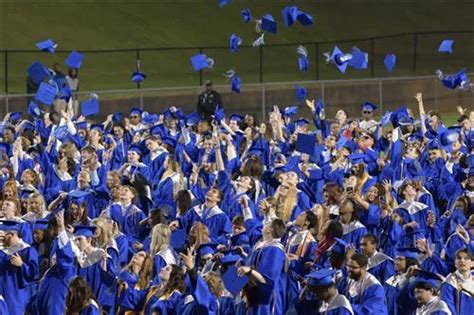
[{"xmin": 366, "ymin": 186, "xmax": 379, "ymax": 203}]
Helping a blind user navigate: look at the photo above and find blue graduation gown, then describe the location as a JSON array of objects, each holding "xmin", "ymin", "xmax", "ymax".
[
  {"xmin": 341, "ymin": 221, "xmax": 368, "ymax": 249},
  {"xmin": 246, "ymin": 240, "xmax": 288, "ymax": 315},
  {"xmin": 440, "ymin": 272, "xmax": 474, "ymax": 315},
  {"xmin": 152, "ymin": 247, "xmax": 179, "ymax": 284},
  {"xmin": 0, "ymin": 242, "xmax": 39, "ymax": 315},
  {"xmin": 80, "ymin": 300, "xmax": 101, "ymax": 315},
  {"xmin": 320, "ymin": 294, "xmax": 354, "ymax": 315},
  {"xmin": 346, "ymin": 272, "xmax": 388, "ymax": 315},
  {"xmin": 30, "ymin": 231, "xmax": 76, "ymax": 315},
  {"xmin": 367, "ymin": 252, "xmax": 395, "ymax": 284}
]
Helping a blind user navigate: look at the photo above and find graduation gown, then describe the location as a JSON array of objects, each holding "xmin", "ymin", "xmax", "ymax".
[
  {"xmin": 367, "ymin": 252, "xmax": 395, "ymax": 284},
  {"xmin": 0, "ymin": 240, "xmax": 39, "ymax": 315},
  {"xmin": 319, "ymin": 294, "xmax": 355, "ymax": 315},
  {"xmin": 440, "ymin": 271, "xmax": 474, "ymax": 315},
  {"xmin": 341, "ymin": 221, "xmax": 368, "ymax": 249},
  {"xmin": 152, "ymin": 246, "xmax": 179, "ymax": 284},
  {"xmin": 345, "ymin": 272, "xmax": 388, "ymax": 315},
  {"xmin": 415, "ymin": 297, "xmax": 452, "ymax": 315}
]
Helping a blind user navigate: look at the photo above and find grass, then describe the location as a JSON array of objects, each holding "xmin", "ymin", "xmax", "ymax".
[{"xmin": 0, "ymin": 0, "xmax": 473, "ymax": 93}]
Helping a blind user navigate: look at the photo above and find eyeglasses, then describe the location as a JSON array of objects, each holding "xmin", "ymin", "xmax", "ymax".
[
  {"xmin": 346, "ymin": 264, "xmax": 362, "ymax": 270},
  {"xmin": 363, "ymin": 111, "xmax": 372, "ymax": 114}
]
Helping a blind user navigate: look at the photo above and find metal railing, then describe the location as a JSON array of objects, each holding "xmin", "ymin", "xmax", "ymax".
[{"xmin": 0, "ymin": 30, "xmax": 473, "ymax": 94}]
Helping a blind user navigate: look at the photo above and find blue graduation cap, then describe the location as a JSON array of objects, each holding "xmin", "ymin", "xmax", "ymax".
[
  {"xmin": 128, "ymin": 144, "xmax": 142, "ymax": 155},
  {"xmin": 396, "ymin": 247, "xmax": 420, "ymax": 260},
  {"xmin": 398, "ymin": 115, "xmax": 415, "ymax": 126},
  {"xmin": 186, "ymin": 112, "xmax": 201, "ymax": 127},
  {"xmin": 298, "ymin": 55, "xmax": 309, "ymax": 72},
  {"xmin": 438, "ymin": 39, "xmax": 454, "ymax": 54},
  {"xmin": 281, "ymin": 5, "xmax": 298, "ymax": 27},
  {"xmin": 130, "ymin": 107, "xmax": 142, "ymax": 116},
  {"xmin": 381, "ymin": 111, "xmax": 392, "ymax": 127},
  {"xmin": 296, "ymin": 10, "xmax": 314, "ymax": 26},
  {"xmin": 229, "ymin": 114, "xmax": 243, "ymax": 122},
  {"xmin": 36, "ymin": 39, "xmax": 57, "ymax": 53},
  {"xmin": 218, "ymin": 0, "xmax": 231, "ymax": 8},
  {"xmin": 52, "ymin": 125, "xmax": 68, "ymax": 142},
  {"xmin": 330, "ymin": 237, "xmax": 348, "ymax": 255},
  {"xmin": 295, "ymin": 85, "xmax": 307, "ymax": 102},
  {"xmin": 190, "ymin": 54, "xmax": 213, "ymax": 72},
  {"xmin": 261, "ymin": 14, "xmax": 277, "ymax": 34},
  {"xmin": 241, "ymin": 8, "xmax": 251, "ymax": 23},
  {"xmin": 295, "ymin": 118, "xmax": 310, "ymax": 126},
  {"xmin": 325, "ymin": 46, "xmax": 350, "ymax": 73},
  {"xmin": 436, "ymin": 69, "xmax": 471, "ymax": 90},
  {"xmin": 315, "ymin": 99, "xmax": 325, "ymax": 117},
  {"xmin": 169, "ymin": 229, "xmax": 187, "ymax": 250},
  {"xmin": 229, "ymin": 34, "xmax": 242, "ymax": 53},
  {"xmin": 149, "ymin": 125, "xmax": 165, "ymax": 137},
  {"xmin": 112, "ymin": 112, "xmax": 124, "ymax": 123},
  {"xmin": 295, "ymin": 133, "xmax": 316, "ymax": 155},
  {"xmin": 348, "ymin": 48, "xmax": 368, "ymax": 70},
  {"xmin": 248, "ymin": 147, "xmax": 265, "ymax": 158},
  {"xmin": 306, "ymin": 268, "xmax": 336, "ymax": 287},
  {"xmin": 197, "ymin": 243, "xmax": 218, "ymax": 257},
  {"xmin": 439, "ymin": 129, "xmax": 461, "ymax": 152},
  {"xmin": 349, "ymin": 152, "xmax": 365, "ymax": 165},
  {"xmin": 219, "ymin": 253, "xmax": 241, "ymax": 265},
  {"xmin": 73, "ymin": 225, "xmax": 96, "ymax": 238},
  {"xmin": 384, "ymin": 54, "xmax": 396, "ymax": 72},
  {"xmin": 33, "ymin": 219, "xmax": 50, "ymax": 230},
  {"xmin": 362, "ymin": 102, "xmax": 377, "ymax": 113},
  {"xmin": 35, "ymin": 82, "xmax": 57, "ymax": 106},
  {"xmin": 142, "ymin": 114, "xmax": 159, "ymax": 125},
  {"xmin": 65, "ymin": 51, "xmax": 84, "ymax": 69},
  {"xmin": 90, "ymin": 124, "xmax": 104, "ymax": 133},
  {"xmin": 9, "ymin": 111, "xmax": 22, "ymax": 124},
  {"xmin": 81, "ymin": 97, "xmax": 99, "ymax": 117},
  {"xmin": 27, "ymin": 61, "xmax": 50, "ymax": 84},
  {"xmin": 131, "ymin": 71, "xmax": 147, "ymax": 83},
  {"xmin": 162, "ymin": 136, "xmax": 176, "ymax": 148},
  {"xmin": 414, "ymin": 270, "xmax": 444, "ymax": 289},
  {"xmin": 214, "ymin": 107, "xmax": 225, "ymax": 122},
  {"xmin": 283, "ymin": 106, "xmax": 298, "ymax": 118},
  {"xmin": 221, "ymin": 265, "xmax": 249, "ymax": 297},
  {"xmin": 231, "ymin": 75, "xmax": 241, "ymax": 94},
  {"xmin": 407, "ymin": 133, "xmax": 424, "ymax": 143},
  {"xmin": 0, "ymin": 220, "xmax": 21, "ymax": 232},
  {"xmin": 69, "ymin": 189, "xmax": 92, "ymax": 202}
]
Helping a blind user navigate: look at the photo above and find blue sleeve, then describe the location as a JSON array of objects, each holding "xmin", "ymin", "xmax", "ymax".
[
  {"xmin": 153, "ymin": 254, "xmax": 167, "ymax": 284},
  {"xmin": 18, "ymin": 247, "xmax": 39, "ymax": 288},
  {"xmin": 440, "ymin": 283, "xmax": 457, "ymax": 315},
  {"xmin": 351, "ymin": 284, "xmax": 388, "ymax": 315},
  {"xmin": 118, "ymin": 286, "xmax": 148, "ymax": 312},
  {"xmin": 255, "ymin": 247, "xmax": 286, "ymax": 305},
  {"xmin": 151, "ymin": 291, "xmax": 182, "ymax": 314}
]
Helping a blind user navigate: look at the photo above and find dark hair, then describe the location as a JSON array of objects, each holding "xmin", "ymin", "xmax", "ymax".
[
  {"xmin": 405, "ymin": 257, "xmax": 419, "ymax": 269},
  {"xmin": 68, "ymin": 68, "xmax": 78, "ymax": 78},
  {"xmin": 414, "ymin": 281, "xmax": 434, "ymax": 291},
  {"xmin": 326, "ymin": 220, "xmax": 343, "ymax": 239},
  {"xmin": 349, "ymin": 253, "xmax": 369, "ymax": 268},
  {"xmin": 66, "ymin": 201, "xmax": 89, "ymax": 226},
  {"xmin": 239, "ymin": 157, "xmax": 263, "ymax": 179},
  {"xmin": 81, "ymin": 146, "xmax": 96, "ymax": 155},
  {"xmin": 163, "ymin": 265, "xmax": 186, "ymax": 295},
  {"xmin": 176, "ymin": 190, "xmax": 192, "ymax": 216},
  {"xmin": 270, "ymin": 219, "xmax": 286, "ymax": 239},
  {"xmin": 50, "ymin": 111, "xmax": 61, "ymax": 125},
  {"xmin": 305, "ymin": 210, "xmax": 318, "ymax": 229},
  {"xmin": 323, "ymin": 183, "xmax": 343, "ymax": 205},
  {"xmin": 232, "ymin": 215, "xmax": 245, "ymax": 227},
  {"xmin": 455, "ymin": 248, "xmax": 473, "ymax": 260},
  {"xmin": 65, "ymin": 276, "xmax": 99, "ymax": 315},
  {"xmin": 340, "ymin": 199, "xmax": 358, "ymax": 222},
  {"xmin": 362, "ymin": 234, "xmax": 378, "ymax": 246}
]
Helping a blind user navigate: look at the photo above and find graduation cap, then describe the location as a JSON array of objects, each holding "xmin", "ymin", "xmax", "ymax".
[
  {"xmin": 407, "ymin": 133, "xmax": 424, "ymax": 143},
  {"xmin": 296, "ymin": 10, "xmax": 314, "ymax": 26},
  {"xmin": 36, "ymin": 39, "xmax": 57, "ymax": 53},
  {"xmin": 252, "ymin": 33, "xmax": 265, "ymax": 47},
  {"xmin": 295, "ymin": 133, "xmax": 316, "ymax": 155},
  {"xmin": 69, "ymin": 189, "xmax": 92, "ymax": 203},
  {"xmin": 214, "ymin": 107, "xmax": 225, "ymax": 122},
  {"xmin": 190, "ymin": 54, "xmax": 214, "ymax": 72},
  {"xmin": 248, "ymin": 147, "xmax": 265, "ymax": 158},
  {"xmin": 294, "ymin": 118, "xmax": 310, "ymax": 126},
  {"xmin": 130, "ymin": 107, "xmax": 142, "ymax": 117},
  {"xmin": 128, "ymin": 144, "xmax": 143, "ymax": 155},
  {"xmin": 381, "ymin": 111, "xmax": 392, "ymax": 127},
  {"xmin": 241, "ymin": 8, "xmax": 252, "ymax": 23},
  {"xmin": 281, "ymin": 5, "xmax": 298, "ymax": 27},
  {"xmin": 149, "ymin": 125, "xmax": 165, "ymax": 137},
  {"xmin": 131, "ymin": 71, "xmax": 147, "ymax": 83},
  {"xmin": 438, "ymin": 39, "xmax": 454, "ymax": 54},
  {"xmin": 330, "ymin": 237, "xmax": 349, "ymax": 255},
  {"xmin": 384, "ymin": 54, "xmax": 396, "ymax": 72},
  {"xmin": 306, "ymin": 268, "xmax": 336, "ymax": 287},
  {"xmin": 142, "ymin": 114, "xmax": 159, "ymax": 125},
  {"xmin": 295, "ymin": 85, "xmax": 307, "ymax": 102},
  {"xmin": 186, "ymin": 112, "xmax": 201, "ymax": 126},
  {"xmin": 396, "ymin": 247, "xmax": 420, "ymax": 260},
  {"xmin": 348, "ymin": 47, "xmax": 368, "ymax": 70},
  {"xmin": 436, "ymin": 69, "xmax": 471, "ymax": 90},
  {"xmin": 297, "ymin": 45, "xmax": 309, "ymax": 72},
  {"xmin": 229, "ymin": 34, "xmax": 242, "ymax": 53},
  {"xmin": 27, "ymin": 61, "xmax": 50, "ymax": 84},
  {"xmin": 398, "ymin": 116, "xmax": 415, "ymax": 126},
  {"xmin": 162, "ymin": 136, "xmax": 176, "ymax": 148},
  {"xmin": 73, "ymin": 225, "xmax": 96, "ymax": 238},
  {"xmin": 35, "ymin": 82, "xmax": 57, "ymax": 105},
  {"xmin": 219, "ymin": 253, "xmax": 241, "ymax": 266},
  {"xmin": 33, "ymin": 219, "xmax": 50, "ymax": 230},
  {"xmin": 197, "ymin": 243, "xmax": 219, "ymax": 257},
  {"xmin": 65, "ymin": 51, "xmax": 84, "ymax": 69},
  {"xmin": 80, "ymin": 95, "xmax": 100, "ymax": 117},
  {"xmin": 414, "ymin": 270, "xmax": 444, "ymax": 289},
  {"xmin": 439, "ymin": 128, "xmax": 461, "ymax": 152},
  {"xmin": 283, "ymin": 106, "xmax": 298, "ymax": 118},
  {"xmin": 112, "ymin": 112, "xmax": 124, "ymax": 123},
  {"xmin": 221, "ymin": 265, "xmax": 249, "ymax": 297},
  {"xmin": 218, "ymin": 0, "xmax": 231, "ymax": 8},
  {"xmin": 90, "ymin": 124, "xmax": 104, "ymax": 133},
  {"xmin": 362, "ymin": 102, "xmax": 377, "ymax": 113},
  {"xmin": 349, "ymin": 152, "xmax": 365, "ymax": 165},
  {"xmin": 324, "ymin": 46, "xmax": 351, "ymax": 73},
  {"xmin": 229, "ymin": 114, "xmax": 243, "ymax": 122},
  {"xmin": 0, "ymin": 220, "xmax": 21, "ymax": 232},
  {"xmin": 169, "ymin": 229, "xmax": 187, "ymax": 250},
  {"xmin": 9, "ymin": 112, "xmax": 22, "ymax": 124},
  {"xmin": 260, "ymin": 14, "xmax": 277, "ymax": 34}
]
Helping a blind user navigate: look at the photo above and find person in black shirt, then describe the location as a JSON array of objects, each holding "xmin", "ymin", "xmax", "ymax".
[{"xmin": 197, "ymin": 80, "xmax": 222, "ymax": 122}]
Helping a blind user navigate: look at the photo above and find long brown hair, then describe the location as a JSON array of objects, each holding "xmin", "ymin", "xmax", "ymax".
[
  {"xmin": 65, "ymin": 276, "xmax": 100, "ymax": 315},
  {"xmin": 189, "ymin": 222, "xmax": 210, "ymax": 247},
  {"xmin": 163, "ymin": 264, "xmax": 186, "ymax": 296},
  {"xmin": 126, "ymin": 252, "xmax": 153, "ymax": 290}
]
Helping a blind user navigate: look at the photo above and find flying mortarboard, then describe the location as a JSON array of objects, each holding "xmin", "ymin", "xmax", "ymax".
[
  {"xmin": 28, "ymin": 101, "xmax": 42, "ymax": 118},
  {"xmin": 281, "ymin": 5, "xmax": 298, "ymax": 27},
  {"xmin": 241, "ymin": 8, "xmax": 252, "ymax": 23},
  {"xmin": 438, "ymin": 39, "xmax": 454, "ymax": 54},
  {"xmin": 295, "ymin": 85, "xmax": 307, "ymax": 102},
  {"xmin": 218, "ymin": 0, "xmax": 231, "ymax": 8},
  {"xmin": 436, "ymin": 69, "xmax": 471, "ymax": 90},
  {"xmin": 384, "ymin": 54, "xmax": 396, "ymax": 72},
  {"xmin": 222, "ymin": 265, "xmax": 249, "ymax": 297},
  {"xmin": 283, "ymin": 106, "xmax": 298, "ymax": 117},
  {"xmin": 348, "ymin": 47, "xmax": 368, "ymax": 70},
  {"xmin": 296, "ymin": 10, "xmax": 314, "ymax": 26},
  {"xmin": 131, "ymin": 71, "xmax": 147, "ymax": 83},
  {"xmin": 35, "ymin": 82, "xmax": 57, "ymax": 106},
  {"xmin": 297, "ymin": 45, "xmax": 309, "ymax": 72},
  {"xmin": 80, "ymin": 95, "xmax": 100, "ymax": 117},
  {"xmin": 65, "ymin": 51, "xmax": 84, "ymax": 69},
  {"xmin": 231, "ymin": 75, "xmax": 241, "ymax": 94},
  {"xmin": 229, "ymin": 34, "xmax": 242, "ymax": 53},
  {"xmin": 324, "ymin": 46, "xmax": 350, "ymax": 73},
  {"xmin": 36, "ymin": 39, "xmax": 57, "ymax": 53},
  {"xmin": 261, "ymin": 14, "xmax": 277, "ymax": 34},
  {"xmin": 190, "ymin": 54, "xmax": 214, "ymax": 72},
  {"xmin": 27, "ymin": 61, "xmax": 50, "ymax": 84},
  {"xmin": 295, "ymin": 133, "xmax": 316, "ymax": 155}
]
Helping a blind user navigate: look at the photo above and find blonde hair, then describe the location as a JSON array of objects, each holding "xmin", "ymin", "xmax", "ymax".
[
  {"xmin": 204, "ymin": 272, "xmax": 224, "ymax": 297},
  {"xmin": 150, "ymin": 224, "xmax": 171, "ymax": 256},
  {"xmin": 161, "ymin": 157, "xmax": 184, "ymax": 197},
  {"xmin": 91, "ymin": 217, "xmax": 113, "ymax": 249},
  {"xmin": 276, "ymin": 185, "xmax": 298, "ymax": 223},
  {"xmin": 189, "ymin": 222, "xmax": 210, "ymax": 247}
]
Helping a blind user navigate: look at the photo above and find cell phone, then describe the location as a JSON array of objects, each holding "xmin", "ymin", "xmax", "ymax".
[
  {"xmin": 379, "ymin": 195, "xmax": 387, "ymax": 205},
  {"xmin": 346, "ymin": 186, "xmax": 354, "ymax": 193}
]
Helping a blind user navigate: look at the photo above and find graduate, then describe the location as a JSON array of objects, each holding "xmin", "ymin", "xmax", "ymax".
[
  {"xmin": 359, "ymin": 234, "xmax": 395, "ymax": 284},
  {"xmin": 345, "ymin": 253, "xmax": 388, "ymax": 315},
  {"xmin": 64, "ymin": 276, "xmax": 102, "ymax": 315},
  {"xmin": 414, "ymin": 279, "xmax": 452, "ymax": 315},
  {"xmin": 0, "ymin": 220, "xmax": 39, "ymax": 314},
  {"xmin": 339, "ymin": 199, "xmax": 368, "ymax": 250},
  {"xmin": 149, "ymin": 223, "xmax": 179, "ymax": 284}
]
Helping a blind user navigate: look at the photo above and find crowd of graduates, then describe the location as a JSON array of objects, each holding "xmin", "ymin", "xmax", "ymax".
[{"xmin": 0, "ymin": 92, "xmax": 472, "ymax": 315}]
